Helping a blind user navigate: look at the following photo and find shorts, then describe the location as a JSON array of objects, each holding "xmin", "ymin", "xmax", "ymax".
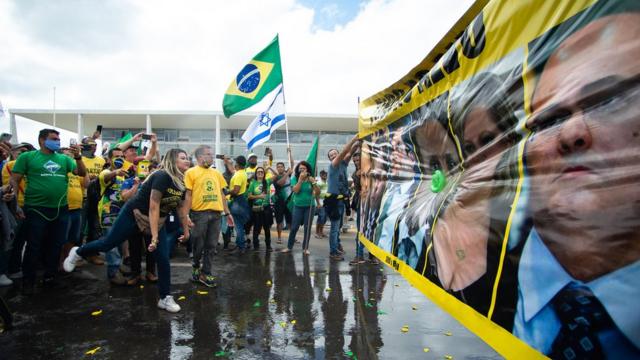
[{"xmin": 316, "ymin": 207, "xmax": 327, "ymax": 225}]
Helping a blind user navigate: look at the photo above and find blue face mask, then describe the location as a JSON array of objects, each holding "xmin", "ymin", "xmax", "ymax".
[{"xmin": 44, "ymin": 139, "xmax": 61, "ymax": 152}]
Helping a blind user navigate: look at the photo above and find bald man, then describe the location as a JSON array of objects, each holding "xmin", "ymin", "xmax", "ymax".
[{"xmin": 514, "ymin": 12, "xmax": 640, "ymax": 358}]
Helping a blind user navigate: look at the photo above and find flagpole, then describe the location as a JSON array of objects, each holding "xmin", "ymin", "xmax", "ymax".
[{"xmin": 275, "ymin": 33, "xmax": 291, "ymax": 151}]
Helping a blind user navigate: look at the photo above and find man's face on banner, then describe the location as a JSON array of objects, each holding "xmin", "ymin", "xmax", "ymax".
[{"xmin": 526, "ymin": 14, "xmax": 640, "ymax": 255}]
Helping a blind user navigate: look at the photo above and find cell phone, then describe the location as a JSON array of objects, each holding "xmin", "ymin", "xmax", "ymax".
[
  {"xmin": 264, "ymin": 147, "xmax": 270, "ymax": 156},
  {"xmin": 70, "ymin": 138, "xmax": 77, "ymax": 146},
  {"xmin": 141, "ymin": 134, "xmax": 152, "ymax": 140},
  {"xmin": 96, "ymin": 125, "xmax": 103, "ymax": 134},
  {"xmin": 215, "ymin": 154, "xmax": 225, "ymax": 160},
  {"xmin": 1, "ymin": 133, "xmax": 12, "ymax": 142}
]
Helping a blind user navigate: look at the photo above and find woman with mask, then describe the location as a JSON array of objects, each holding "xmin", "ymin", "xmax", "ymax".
[
  {"xmin": 247, "ymin": 167, "xmax": 273, "ymax": 252},
  {"xmin": 64, "ymin": 148, "xmax": 191, "ymax": 313}
]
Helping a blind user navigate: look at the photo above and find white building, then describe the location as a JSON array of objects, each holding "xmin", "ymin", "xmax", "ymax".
[{"xmin": 7, "ymin": 109, "xmax": 358, "ymax": 173}]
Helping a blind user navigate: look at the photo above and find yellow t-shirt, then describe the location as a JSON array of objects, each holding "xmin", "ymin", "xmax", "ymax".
[
  {"xmin": 82, "ymin": 156, "xmax": 106, "ymax": 179},
  {"xmin": 184, "ymin": 166, "xmax": 228, "ymax": 211},
  {"xmin": 230, "ymin": 168, "xmax": 248, "ymax": 196},
  {"xmin": 2, "ymin": 160, "xmax": 26, "ymax": 207},
  {"xmin": 67, "ymin": 173, "xmax": 84, "ymax": 210}
]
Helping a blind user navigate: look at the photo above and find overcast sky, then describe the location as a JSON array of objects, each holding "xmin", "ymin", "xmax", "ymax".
[{"xmin": 0, "ymin": 0, "xmax": 471, "ymax": 142}]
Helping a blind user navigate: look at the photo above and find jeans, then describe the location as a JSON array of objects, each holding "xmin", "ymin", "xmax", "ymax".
[
  {"xmin": 66, "ymin": 209, "xmax": 83, "ymax": 246},
  {"xmin": 355, "ymin": 206, "xmax": 364, "ymax": 258},
  {"xmin": 190, "ymin": 211, "xmax": 221, "ymax": 275},
  {"xmin": 230, "ymin": 197, "xmax": 250, "ymax": 250},
  {"xmin": 78, "ymin": 202, "xmax": 173, "ymax": 297},
  {"xmin": 329, "ymin": 201, "xmax": 345, "ymax": 255},
  {"xmin": 154, "ymin": 225, "xmax": 175, "ymax": 298},
  {"xmin": 22, "ymin": 206, "xmax": 70, "ymax": 283},
  {"xmin": 287, "ymin": 205, "xmax": 313, "ymax": 250}
]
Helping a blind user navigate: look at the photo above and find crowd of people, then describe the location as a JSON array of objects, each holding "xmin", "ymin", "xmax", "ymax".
[{"xmin": 0, "ymin": 130, "xmax": 373, "ymax": 313}]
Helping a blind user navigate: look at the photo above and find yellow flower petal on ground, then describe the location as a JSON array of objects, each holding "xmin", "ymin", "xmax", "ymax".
[
  {"xmin": 85, "ymin": 347, "xmax": 101, "ymax": 355},
  {"xmin": 139, "ymin": 285, "xmax": 144, "ymax": 289},
  {"xmin": 91, "ymin": 310, "xmax": 102, "ymax": 316},
  {"xmin": 266, "ymin": 280, "xmax": 272, "ymax": 286},
  {"xmin": 178, "ymin": 296, "xmax": 186, "ymax": 301},
  {"xmin": 326, "ymin": 288, "xmax": 332, "ymax": 292},
  {"xmin": 444, "ymin": 331, "xmax": 452, "ymax": 336},
  {"xmin": 401, "ymin": 325, "xmax": 409, "ymax": 333},
  {"xmin": 423, "ymin": 347, "xmax": 430, "ymax": 353},
  {"xmin": 197, "ymin": 290, "xmax": 209, "ymax": 295},
  {"xmin": 280, "ymin": 321, "xmax": 287, "ymax": 328},
  {"xmin": 291, "ymin": 320, "xmax": 297, "ymax": 325},
  {"xmin": 445, "ymin": 355, "xmax": 453, "ymax": 360}
]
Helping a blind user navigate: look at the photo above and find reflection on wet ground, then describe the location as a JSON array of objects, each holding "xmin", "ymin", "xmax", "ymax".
[{"xmin": 0, "ymin": 230, "xmax": 501, "ymax": 359}]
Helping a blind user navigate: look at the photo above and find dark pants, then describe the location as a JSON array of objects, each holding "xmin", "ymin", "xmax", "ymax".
[
  {"xmin": 190, "ymin": 210, "xmax": 221, "ymax": 275},
  {"xmin": 22, "ymin": 206, "xmax": 70, "ymax": 283},
  {"xmin": 8, "ymin": 220, "xmax": 25, "ymax": 274},
  {"xmin": 128, "ymin": 232, "xmax": 156, "ymax": 277},
  {"xmin": 77, "ymin": 202, "xmax": 174, "ymax": 298},
  {"xmin": 251, "ymin": 207, "xmax": 272, "ymax": 249},
  {"xmin": 287, "ymin": 205, "xmax": 314, "ymax": 250},
  {"xmin": 66, "ymin": 209, "xmax": 83, "ymax": 246}
]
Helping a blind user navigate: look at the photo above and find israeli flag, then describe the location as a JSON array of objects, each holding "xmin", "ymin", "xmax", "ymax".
[{"xmin": 241, "ymin": 84, "xmax": 287, "ymax": 150}]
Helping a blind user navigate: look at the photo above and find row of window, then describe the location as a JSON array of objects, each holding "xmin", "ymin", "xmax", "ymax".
[{"xmin": 101, "ymin": 128, "xmax": 354, "ymax": 145}]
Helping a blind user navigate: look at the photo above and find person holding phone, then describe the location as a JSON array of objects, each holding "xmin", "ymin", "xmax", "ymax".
[
  {"xmin": 281, "ymin": 161, "xmax": 319, "ymax": 255},
  {"xmin": 10, "ymin": 129, "xmax": 86, "ymax": 294}
]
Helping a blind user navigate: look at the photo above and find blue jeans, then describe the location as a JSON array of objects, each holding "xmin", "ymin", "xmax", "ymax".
[
  {"xmin": 329, "ymin": 201, "xmax": 345, "ymax": 255},
  {"xmin": 355, "ymin": 206, "xmax": 364, "ymax": 258},
  {"xmin": 77, "ymin": 202, "xmax": 173, "ymax": 297},
  {"xmin": 22, "ymin": 206, "xmax": 70, "ymax": 283},
  {"xmin": 66, "ymin": 209, "xmax": 83, "ymax": 246},
  {"xmin": 287, "ymin": 205, "xmax": 313, "ymax": 250},
  {"xmin": 155, "ymin": 225, "xmax": 175, "ymax": 298},
  {"xmin": 230, "ymin": 196, "xmax": 250, "ymax": 250}
]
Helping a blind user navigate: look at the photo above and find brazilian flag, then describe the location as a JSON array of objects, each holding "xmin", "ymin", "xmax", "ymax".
[{"xmin": 223, "ymin": 35, "xmax": 283, "ymax": 118}]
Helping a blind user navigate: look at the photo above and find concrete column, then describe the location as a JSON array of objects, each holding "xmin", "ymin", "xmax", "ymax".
[
  {"xmin": 215, "ymin": 114, "xmax": 222, "ymax": 169},
  {"xmin": 146, "ymin": 114, "xmax": 152, "ymax": 134},
  {"xmin": 77, "ymin": 113, "xmax": 84, "ymax": 141},
  {"xmin": 9, "ymin": 112, "xmax": 18, "ymax": 142}
]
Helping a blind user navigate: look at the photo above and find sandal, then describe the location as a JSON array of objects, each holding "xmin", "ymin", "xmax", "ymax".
[{"xmin": 146, "ymin": 272, "xmax": 158, "ymax": 283}]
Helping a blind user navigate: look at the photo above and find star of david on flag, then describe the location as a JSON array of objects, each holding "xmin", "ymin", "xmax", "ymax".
[{"xmin": 241, "ymin": 84, "xmax": 286, "ymax": 150}]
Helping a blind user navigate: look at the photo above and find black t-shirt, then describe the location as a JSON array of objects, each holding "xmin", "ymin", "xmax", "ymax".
[{"xmin": 131, "ymin": 170, "xmax": 185, "ymax": 217}]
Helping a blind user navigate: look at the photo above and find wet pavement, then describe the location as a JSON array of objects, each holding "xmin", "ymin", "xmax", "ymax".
[{"xmin": 0, "ymin": 227, "xmax": 501, "ymax": 359}]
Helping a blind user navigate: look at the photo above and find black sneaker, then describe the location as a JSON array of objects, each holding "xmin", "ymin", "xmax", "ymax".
[
  {"xmin": 330, "ymin": 254, "xmax": 344, "ymax": 261},
  {"xmin": 198, "ymin": 274, "xmax": 217, "ymax": 288}
]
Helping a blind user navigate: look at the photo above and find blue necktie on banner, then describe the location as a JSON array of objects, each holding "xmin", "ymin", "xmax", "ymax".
[{"xmin": 241, "ymin": 85, "xmax": 287, "ymax": 150}]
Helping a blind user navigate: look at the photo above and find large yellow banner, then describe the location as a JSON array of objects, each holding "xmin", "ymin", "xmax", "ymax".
[{"xmin": 356, "ymin": 0, "xmax": 640, "ymax": 357}]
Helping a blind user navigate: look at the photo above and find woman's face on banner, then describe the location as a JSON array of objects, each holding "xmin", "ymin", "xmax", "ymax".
[{"xmin": 414, "ymin": 120, "xmax": 459, "ymax": 176}]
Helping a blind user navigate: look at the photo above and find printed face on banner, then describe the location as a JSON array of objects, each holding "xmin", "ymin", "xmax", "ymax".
[
  {"xmin": 358, "ymin": 1, "xmax": 640, "ymax": 357},
  {"xmin": 526, "ymin": 13, "xmax": 640, "ymax": 281}
]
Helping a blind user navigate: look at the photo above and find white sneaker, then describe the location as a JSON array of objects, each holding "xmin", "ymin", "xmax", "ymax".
[
  {"xmin": 0, "ymin": 274, "xmax": 13, "ymax": 286},
  {"xmin": 157, "ymin": 295, "xmax": 181, "ymax": 313},
  {"xmin": 63, "ymin": 246, "xmax": 82, "ymax": 272}
]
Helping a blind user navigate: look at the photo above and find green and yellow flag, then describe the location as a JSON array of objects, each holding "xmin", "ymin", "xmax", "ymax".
[{"xmin": 223, "ymin": 35, "xmax": 283, "ymax": 118}]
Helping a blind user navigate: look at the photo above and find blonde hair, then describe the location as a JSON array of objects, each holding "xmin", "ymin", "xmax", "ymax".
[{"xmin": 145, "ymin": 148, "xmax": 186, "ymax": 191}]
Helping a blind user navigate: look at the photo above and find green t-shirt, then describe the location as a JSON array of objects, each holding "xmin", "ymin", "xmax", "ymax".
[
  {"xmin": 248, "ymin": 179, "xmax": 271, "ymax": 207},
  {"xmin": 290, "ymin": 176, "xmax": 315, "ymax": 207},
  {"xmin": 12, "ymin": 150, "xmax": 77, "ymax": 208}
]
